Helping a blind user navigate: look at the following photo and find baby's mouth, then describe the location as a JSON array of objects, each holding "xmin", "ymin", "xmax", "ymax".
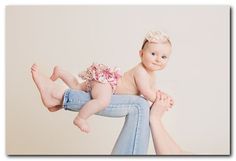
[{"xmin": 152, "ymin": 63, "xmax": 160, "ymax": 66}]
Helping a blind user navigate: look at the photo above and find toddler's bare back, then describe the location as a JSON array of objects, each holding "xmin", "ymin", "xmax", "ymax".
[{"xmin": 115, "ymin": 63, "xmax": 156, "ymax": 95}]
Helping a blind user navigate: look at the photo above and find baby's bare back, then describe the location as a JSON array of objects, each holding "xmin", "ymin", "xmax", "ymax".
[
  {"xmin": 115, "ymin": 66, "xmax": 140, "ymax": 95},
  {"xmin": 116, "ymin": 63, "xmax": 157, "ymax": 97}
]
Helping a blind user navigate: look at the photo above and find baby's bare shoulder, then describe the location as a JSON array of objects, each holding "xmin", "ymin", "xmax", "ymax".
[{"xmin": 133, "ymin": 64, "xmax": 148, "ymax": 76}]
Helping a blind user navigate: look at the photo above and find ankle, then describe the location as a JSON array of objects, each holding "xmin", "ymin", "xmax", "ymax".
[{"xmin": 150, "ymin": 115, "xmax": 162, "ymax": 124}]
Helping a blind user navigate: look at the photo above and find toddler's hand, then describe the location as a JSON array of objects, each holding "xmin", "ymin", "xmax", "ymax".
[
  {"xmin": 157, "ymin": 90, "xmax": 174, "ymax": 109},
  {"xmin": 150, "ymin": 90, "xmax": 174, "ymax": 120}
]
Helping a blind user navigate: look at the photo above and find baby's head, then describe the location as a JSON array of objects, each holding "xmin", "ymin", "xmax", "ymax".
[{"xmin": 140, "ymin": 31, "xmax": 172, "ymax": 72}]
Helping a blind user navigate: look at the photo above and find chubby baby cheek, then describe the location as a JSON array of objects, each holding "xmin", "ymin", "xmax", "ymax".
[{"xmin": 161, "ymin": 64, "xmax": 167, "ymax": 69}]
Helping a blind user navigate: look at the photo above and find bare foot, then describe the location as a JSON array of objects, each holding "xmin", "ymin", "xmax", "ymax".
[
  {"xmin": 48, "ymin": 105, "xmax": 62, "ymax": 112},
  {"xmin": 73, "ymin": 117, "xmax": 90, "ymax": 133},
  {"xmin": 50, "ymin": 66, "xmax": 61, "ymax": 81},
  {"xmin": 31, "ymin": 64, "xmax": 65, "ymax": 112}
]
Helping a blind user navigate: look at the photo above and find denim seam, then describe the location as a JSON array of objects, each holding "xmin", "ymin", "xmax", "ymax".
[
  {"xmin": 132, "ymin": 104, "xmax": 142, "ymax": 154},
  {"xmin": 62, "ymin": 89, "xmax": 70, "ymax": 110},
  {"xmin": 65, "ymin": 101, "xmax": 142, "ymax": 110}
]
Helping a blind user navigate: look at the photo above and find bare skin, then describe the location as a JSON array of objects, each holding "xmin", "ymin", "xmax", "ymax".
[
  {"xmin": 50, "ymin": 66, "xmax": 87, "ymax": 90},
  {"xmin": 50, "ymin": 66, "xmax": 112, "ymax": 133},
  {"xmin": 31, "ymin": 64, "xmax": 66, "ymax": 112},
  {"xmin": 150, "ymin": 91, "xmax": 185, "ymax": 155},
  {"xmin": 31, "ymin": 64, "xmax": 185, "ymax": 154},
  {"xmin": 48, "ymin": 62, "xmax": 174, "ymax": 133},
  {"xmin": 46, "ymin": 42, "xmax": 173, "ymax": 133}
]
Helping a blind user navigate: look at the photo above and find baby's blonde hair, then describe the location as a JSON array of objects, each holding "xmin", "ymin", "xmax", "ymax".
[{"xmin": 141, "ymin": 31, "xmax": 172, "ymax": 49}]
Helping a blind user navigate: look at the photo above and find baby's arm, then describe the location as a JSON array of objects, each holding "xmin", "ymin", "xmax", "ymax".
[{"xmin": 134, "ymin": 67, "xmax": 156, "ymax": 102}]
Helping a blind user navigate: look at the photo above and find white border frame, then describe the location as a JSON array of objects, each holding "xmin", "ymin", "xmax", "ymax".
[{"xmin": 1, "ymin": 0, "xmax": 234, "ymax": 161}]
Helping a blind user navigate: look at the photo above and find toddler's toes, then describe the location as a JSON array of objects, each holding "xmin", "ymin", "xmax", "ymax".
[
  {"xmin": 73, "ymin": 118, "xmax": 90, "ymax": 133},
  {"xmin": 81, "ymin": 126, "xmax": 90, "ymax": 133}
]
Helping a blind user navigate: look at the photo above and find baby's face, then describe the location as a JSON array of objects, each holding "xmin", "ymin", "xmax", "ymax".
[{"xmin": 140, "ymin": 42, "xmax": 172, "ymax": 72}]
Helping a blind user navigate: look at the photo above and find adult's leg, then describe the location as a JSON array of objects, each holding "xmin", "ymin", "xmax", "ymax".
[
  {"xmin": 109, "ymin": 97, "xmax": 150, "ymax": 155},
  {"xmin": 149, "ymin": 91, "xmax": 184, "ymax": 155},
  {"xmin": 64, "ymin": 89, "xmax": 150, "ymax": 155}
]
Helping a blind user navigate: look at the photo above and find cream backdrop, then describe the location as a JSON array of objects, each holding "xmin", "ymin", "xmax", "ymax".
[{"xmin": 6, "ymin": 6, "xmax": 230, "ymax": 155}]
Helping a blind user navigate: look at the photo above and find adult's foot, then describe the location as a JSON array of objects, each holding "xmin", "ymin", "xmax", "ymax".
[{"xmin": 31, "ymin": 64, "xmax": 65, "ymax": 112}]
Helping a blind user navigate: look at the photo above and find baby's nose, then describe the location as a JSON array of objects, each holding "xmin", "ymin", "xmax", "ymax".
[{"xmin": 156, "ymin": 57, "xmax": 161, "ymax": 62}]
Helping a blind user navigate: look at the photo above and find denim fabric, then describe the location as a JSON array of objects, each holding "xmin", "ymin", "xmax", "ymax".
[{"xmin": 63, "ymin": 89, "xmax": 150, "ymax": 155}]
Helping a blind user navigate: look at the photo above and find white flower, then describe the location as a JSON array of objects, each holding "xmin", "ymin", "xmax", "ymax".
[
  {"xmin": 98, "ymin": 76, "xmax": 107, "ymax": 83},
  {"xmin": 145, "ymin": 31, "xmax": 169, "ymax": 43}
]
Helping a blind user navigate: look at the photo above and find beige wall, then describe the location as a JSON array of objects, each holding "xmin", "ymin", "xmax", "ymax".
[{"xmin": 6, "ymin": 6, "xmax": 230, "ymax": 155}]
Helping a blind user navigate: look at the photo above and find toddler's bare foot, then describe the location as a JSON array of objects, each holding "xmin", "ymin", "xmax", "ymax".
[
  {"xmin": 50, "ymin": 66, "xmax": 61, "ymax": 81},
  {"xmin": 31, "ymin": 64, "xmax": 65, "ymax": 112},
  {"xmin": 73, "ymin": 117, "xmax": 90, "ymax": 133}
]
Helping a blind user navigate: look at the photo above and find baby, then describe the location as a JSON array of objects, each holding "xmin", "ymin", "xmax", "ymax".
[{"xmin": 48, "ymin": 31, "xmax": 173, "ymax": 133}]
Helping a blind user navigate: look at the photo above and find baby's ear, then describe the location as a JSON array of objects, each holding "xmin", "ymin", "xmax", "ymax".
[{"xmin": 139, "ymin": 50, "xmax": 143, "ymax": 57}]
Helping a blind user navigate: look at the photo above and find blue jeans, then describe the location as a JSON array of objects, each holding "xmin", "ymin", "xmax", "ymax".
[{"xmin": 63, "ymin": 89, "xmax": 150, "ymax": 155}]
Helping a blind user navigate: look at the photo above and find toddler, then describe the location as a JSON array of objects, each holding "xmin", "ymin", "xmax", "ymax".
[{"xmin": 49, "ymin": 31, "xmax": 173, "ymax": 133}]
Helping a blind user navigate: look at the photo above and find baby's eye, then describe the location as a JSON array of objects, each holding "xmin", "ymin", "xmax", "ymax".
[
  {"xmin": 151, "ymin": 52, "xmax": 156, "ymax": 56},
  {"xmin": 162, "ymin": 55, "xmax": 167, "ymax": 59}
]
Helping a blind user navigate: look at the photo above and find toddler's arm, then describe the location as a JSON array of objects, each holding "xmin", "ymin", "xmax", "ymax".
[{"xmin": 134, "ymin": 67, "xmax": 156, "ymax": 102}]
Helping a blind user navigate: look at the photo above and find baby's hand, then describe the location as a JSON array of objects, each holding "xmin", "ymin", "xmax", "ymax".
[
  {"xmin": 150, "ymin": 90, "xmax": 174, "ymax": 120},
  {"xmin": 157, "ymin": 90, "xmax": 174, "ymax": 109}
]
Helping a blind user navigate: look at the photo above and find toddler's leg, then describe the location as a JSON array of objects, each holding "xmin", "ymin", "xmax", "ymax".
[
  {"xmin": 73, "ymin": 82, "xmax": 113, "ymax": 133},
  {"xmin": 50, "ymin": 66, "xmax": 87, "ymax": 90}
]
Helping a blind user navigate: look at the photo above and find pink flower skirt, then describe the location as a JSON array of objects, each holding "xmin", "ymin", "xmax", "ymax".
[{"xmin": 79, "ymin": 63, "xmax": 122, "ymax": 93}]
